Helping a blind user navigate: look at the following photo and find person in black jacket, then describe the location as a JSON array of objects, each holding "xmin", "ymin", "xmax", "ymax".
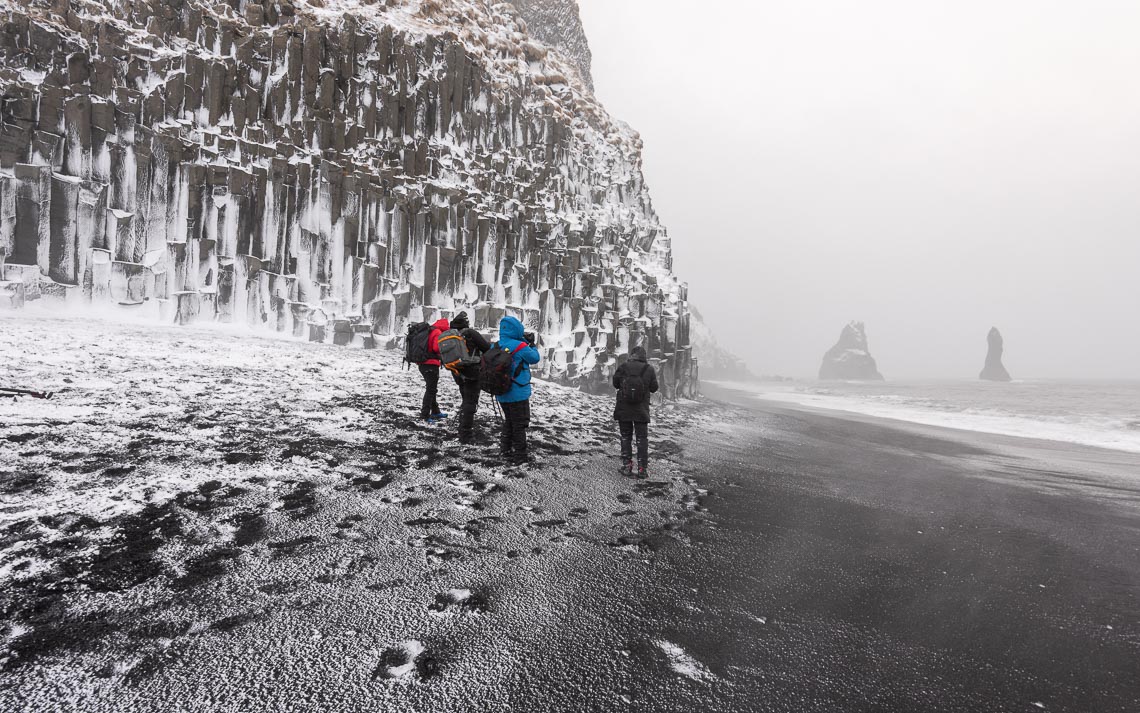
[
  {"xmin": 612, "ymin": 345, "xmax": 659, "ymax": 479},
  {"xmin": 448, "ymin": 311, "xmax": 493, "ymax": 444}
]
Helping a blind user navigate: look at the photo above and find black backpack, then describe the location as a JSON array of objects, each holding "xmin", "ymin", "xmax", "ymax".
[
  {"xmin": 404, "ymin": 322, "xmax": 433, "ymax": 366},
  {"xmin": 479, "ymin": 342, "xmax": 526, "ymax": 396},
  {"xmin": 620, "ymin": 362, "xmax": 650, "ymax": 404}
]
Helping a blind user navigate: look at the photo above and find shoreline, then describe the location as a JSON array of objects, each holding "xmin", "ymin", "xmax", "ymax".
[
  {"xmin": 703, "ymin": 380, "xmax": 1140, "ymax": 472},
  {"xmin": 645, "ymin": 386, "xmax": 1140, "ymax": 712}
]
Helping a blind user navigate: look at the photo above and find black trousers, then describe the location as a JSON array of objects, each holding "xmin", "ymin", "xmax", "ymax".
[
  {"xmin": 419, "ymin": 365, "xmax": 441, "ymax": 419},
  {"xmin": 454, "ymin": 374, "xmax": 481, "ymax": 441},
  {"xmin": 619, "ymin": 421, "xmax": 649, "ymax": 468},
  {"xmin": 500, "ymin": 399, "xmax": 531, "ymax": 456}
]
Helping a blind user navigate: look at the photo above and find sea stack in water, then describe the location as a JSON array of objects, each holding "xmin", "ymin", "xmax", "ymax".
[
  {"xmin": 979, "ymin": 327, "xmax": 1012, "ymax": 382},
  {"xmin": 819, "ymin": 322, "xmax": 884, "ymax": 381}
]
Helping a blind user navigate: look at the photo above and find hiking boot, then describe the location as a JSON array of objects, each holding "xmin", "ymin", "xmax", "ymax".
[
  {"xmin": 618, "ymin": 459, "xmax": 634, "ymax": 477},
  {"xmin": 434, "ymin": 412, "xmax": 449, "ymax": 420},
  {"xmin": 637, "ymin": 465, "xmax": 648, "ymax": 480}
]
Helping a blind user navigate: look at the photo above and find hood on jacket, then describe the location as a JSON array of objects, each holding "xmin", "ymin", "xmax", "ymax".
[
  {"xmin": 499, "ymin": 316, "xmax": 525, "ymax": 341},
  {"xmin": 629, "ymin": 346, "xmax": 648, "ymax": 362},
  {"xmin": 432, "ymin": 318, "xmax": 450, "ymax": 331}
]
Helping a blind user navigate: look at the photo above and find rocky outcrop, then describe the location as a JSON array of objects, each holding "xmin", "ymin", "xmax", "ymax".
[
  {"xmin": 819, "ymin": 322, "xmax": 884, "ymax": 381},
  {"xmin": 688, "ymin": 304, "xmax": 752, "ymax": 382},
  {"xmin": 979, "ymin": 327, "xmax": 1012, "ymax": 382},
  {"xmin": 512, "ymin": 0, "xmax": 594, "ymax": 91},
  {"xmin": 0, "ymin": 0, "xmax": 695, "ymax": 396}
]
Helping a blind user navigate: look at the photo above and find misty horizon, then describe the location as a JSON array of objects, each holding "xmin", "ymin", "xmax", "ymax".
[{"xmin": 578, "ymin": 0, "xmax": 1140, "ymax": 380}]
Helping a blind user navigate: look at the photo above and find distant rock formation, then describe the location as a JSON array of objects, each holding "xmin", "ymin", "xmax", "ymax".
[
  {"xmin": 819, "ymin": 322, "xmax": 884, "ymax": 381},
  {"xmin": 979, "ymin": 327, "xmax": 1012, "ymax": 382},
  {"xmin": 688, "ymin": 304, "xmax": 755, "ymax": 382}
]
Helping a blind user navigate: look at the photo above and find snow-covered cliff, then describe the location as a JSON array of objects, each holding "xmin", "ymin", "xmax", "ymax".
[
  {"xmin": 0, "ymin": 0, "xmax": 695, "ymax": 396},
  {"xmin": 511, "ymin": 0, "xmax": 594, "ymax": 91}
]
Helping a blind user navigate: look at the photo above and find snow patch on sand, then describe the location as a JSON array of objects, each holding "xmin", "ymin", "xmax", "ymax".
[{"xmin": 654, "ymin": 639, "xmax": 715, "ymax": 682}]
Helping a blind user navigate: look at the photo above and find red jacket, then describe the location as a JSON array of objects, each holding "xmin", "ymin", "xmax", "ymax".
[{"xmin": 424, "ymin": 318, "xmax": 450, "ymax": 366}]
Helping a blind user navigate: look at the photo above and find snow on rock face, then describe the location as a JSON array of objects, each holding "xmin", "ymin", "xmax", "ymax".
[
  {"xmin": 819, "ymin": 321, "xmax": 884, "ymax": 381},
  {"xmin": 0, "ymin": 0, "xmax": 695, "ymax": 397},
  {"xmin": 980, "ymin": 326, "xmax": 1012, "ymax": 382},
  {"xmin": 510, "ymin": 0, "xmax": 595, "ymax": 91}
]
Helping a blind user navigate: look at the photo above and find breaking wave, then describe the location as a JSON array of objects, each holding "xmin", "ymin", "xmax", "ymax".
[{"xmin": 724, "ymin": 379, "xmax": 1140, "ymax": 454}]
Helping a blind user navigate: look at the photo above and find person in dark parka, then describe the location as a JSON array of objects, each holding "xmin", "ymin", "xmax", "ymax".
[
  {"xmin": 448, "ymin": 311, "xmax": 492, "ymax": 444},
  {"xmin": 613, "ymin": 346, "xmax": 659, "ymax": 478}
]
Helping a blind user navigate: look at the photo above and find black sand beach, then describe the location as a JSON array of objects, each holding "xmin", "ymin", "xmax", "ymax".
[
  {"xmin": 618, "ymin": 383, "xmax": 1140, "ymax": 712},
  {"xmin": 3, "ymin": 318, "xmax": 1139, "ymax": 712}
]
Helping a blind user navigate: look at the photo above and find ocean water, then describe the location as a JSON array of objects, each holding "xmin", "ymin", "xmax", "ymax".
[{"xmin": 721, "ymin": 379, "xmax": 1140, "ymax": 454}]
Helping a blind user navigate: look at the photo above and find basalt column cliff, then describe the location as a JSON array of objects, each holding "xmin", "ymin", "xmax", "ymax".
[{"xmin": 0, "ymin": 0, "xmax": 696, "ymax": 396}]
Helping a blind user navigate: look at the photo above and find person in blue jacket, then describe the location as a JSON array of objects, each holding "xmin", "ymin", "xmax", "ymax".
[{"xmin": 495, "ymin": 316, "xmax": 541, "ymax": 464}]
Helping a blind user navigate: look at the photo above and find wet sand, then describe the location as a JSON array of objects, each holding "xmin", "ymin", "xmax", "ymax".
[{"xmin": 626, "ymin": 383, "xmax": 1140, "ymax": 712}]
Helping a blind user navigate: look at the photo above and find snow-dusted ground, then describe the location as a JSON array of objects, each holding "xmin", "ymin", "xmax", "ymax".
[{"xmin": 0, "ymin": 311, "xmax": 708, "ymax": 711}]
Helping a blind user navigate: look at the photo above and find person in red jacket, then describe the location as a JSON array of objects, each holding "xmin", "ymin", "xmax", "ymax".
[{"xmin": 420, "ymin": 318, "xmax": 451, "ymax": 423}]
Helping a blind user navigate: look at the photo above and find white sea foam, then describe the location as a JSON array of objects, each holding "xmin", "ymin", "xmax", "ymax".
[{"xmin": 713, "ymin": 380, "xmax": 1140, "ymax": 454}]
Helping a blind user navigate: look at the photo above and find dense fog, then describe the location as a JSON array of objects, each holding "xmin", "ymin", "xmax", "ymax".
[{"xmin": 579, "ymin": 0, "xmax": 1140, "ymax": 379}]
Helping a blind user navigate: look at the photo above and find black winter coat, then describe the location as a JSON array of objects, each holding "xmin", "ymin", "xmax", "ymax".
[
  {"xmin": 462, "ymin": 328, "xmax": 493, "ymax": 355},
  {"xmin": 612, "ymin": 348, "xmax": 659, "ymax": 423}
]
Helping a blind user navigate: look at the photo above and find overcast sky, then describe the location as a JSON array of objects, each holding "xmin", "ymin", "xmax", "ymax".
[{"xmin": 577, "ymin": 0, "xmax": 1140, "ymax": 379}]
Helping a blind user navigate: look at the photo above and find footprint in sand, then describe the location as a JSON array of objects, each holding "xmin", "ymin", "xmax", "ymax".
[
  {"xmin": 316, "ymin": 553, "xmax": 376, "ymax": 583},
  {"xmin": 372, "ymin": 640, "xmax": 439, "ymax": 681},
  {"xmin": 428, "ymin": 588, "xmax": 489, "ymax": 616},
  {"xmin": 405, "ymin": 516, "xmax": 452, "ymax": 527},
  {"xmin": 366, "ymin": 577, "xmax": 406, "ymax": 592},
  {"xmin": 335, "ymin": 515, "xmax": 368, "ymax": 541},
  {"xmin": 258, "ymin": 581, "xmax": 298, "ymax": 595},
  {"xmin": 408, "ymin": 534, "xmax": 464, "ymax": 564},
  {"xmin": 229, "ymin": 510, "xmax": 267, "ymax": 546},
  {"xmin": 276, "ymin": 481, "xmax": 320, "ymax": 518},
  {"xmin": 462, "ymin": 516, "xmax": 503, "ymax": 538},
  {"xmin": 633, "ymin": 481, "xmax": 671, "ymax": 499},
  {"xmin": 349, "ymin": 474, "xmax": 393, "ymax": 492},
  {"xmin": 531, "ymin": 519, "xmax": 567, "ymax": 529},
  {"xmin": 267, "ymin": 535, "xmax": 320, "ymax": 557}
]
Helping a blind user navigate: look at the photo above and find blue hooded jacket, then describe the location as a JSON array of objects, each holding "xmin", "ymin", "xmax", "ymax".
[{"xmin": 495, "ymin": 316, "xmax": 541, "ymax": 403}]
